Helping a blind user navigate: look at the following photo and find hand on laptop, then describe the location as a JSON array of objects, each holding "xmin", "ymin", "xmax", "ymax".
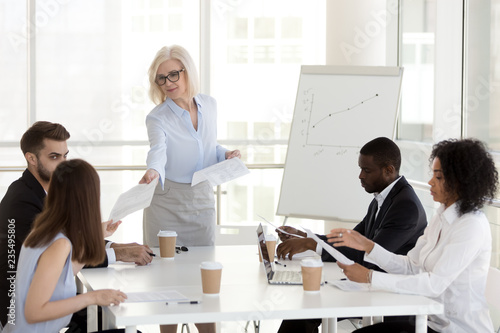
[
  {"xmin": 276, "ymin": 238, "xmax": 317, "ymax": 260},
  {"xmin": 276, "ymin": 226, "xmax": 307, "ymax": 242}
]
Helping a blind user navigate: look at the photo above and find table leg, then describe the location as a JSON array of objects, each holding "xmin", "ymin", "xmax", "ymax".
[
  {"xmin": 322, "ymin": 318, "xmax": 337, "ymax": 333},
  {"xmin": 415, "ymin": 315, "xmax": 428, "ymax": 333},
  {"xmin": 125, "ymin": 325, "xmax": 137, "ymax": 333},
  {"xmin": 362, "ymin": 316, "xmax": 372, "ymax": 326},
  {"xmin": 321, "ymin": 318, "xmax": 328, "ymax": 332},
  {"xmin": 87, "ymin": 305, "xmax": 97, "ymax": 333},
  {"xmin": 102, "ymin": 309, "xmax": 113, "ymax": 330}
]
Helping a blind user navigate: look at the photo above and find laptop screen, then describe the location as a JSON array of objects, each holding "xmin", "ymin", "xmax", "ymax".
[{"xmin": 256, "ymin": 223, "xmax": 273, "ymax": 277}]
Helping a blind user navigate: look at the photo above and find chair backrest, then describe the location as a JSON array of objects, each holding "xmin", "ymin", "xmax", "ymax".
[
  {"xmin": 214, "ymin": 225, "xmax": 263, "ymax": 246},
  {"xmin": 486, "ymin": 267, "xmax": 500, "ymax": 332}
]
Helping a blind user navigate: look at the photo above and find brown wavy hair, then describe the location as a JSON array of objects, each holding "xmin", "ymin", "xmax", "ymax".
[
  {"xmin": 24, "ymin": 159, "xmax": 105, "ymax": 265},
  {"xmin": 20, "ymin": 121, "xmax": 70, "ymax": 156}
]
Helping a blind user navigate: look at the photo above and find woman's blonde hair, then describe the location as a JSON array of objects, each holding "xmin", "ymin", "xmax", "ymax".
[{"xmin": 148, "ymin": 45, "xmax": 200, "ymax": 105}]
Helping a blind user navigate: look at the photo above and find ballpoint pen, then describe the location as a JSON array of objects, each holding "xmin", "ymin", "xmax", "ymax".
[{"xmin": 166, "ymin": 300, "xmax": 201, "ymax": 305}]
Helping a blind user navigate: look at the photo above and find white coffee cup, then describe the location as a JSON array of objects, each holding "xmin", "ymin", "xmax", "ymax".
[
  {"xmin": 200, "ymin": 261, "xmax": 223, "ymax": 295},
  {"xmin": 301, "ymin": 258, "xmax": 323, "ymax": 292},
  {"xmin": 265, "ymin": 234, "xmax": 277, "ymax": 261},
  {"xmin": 157, "ymin": 230, "xmax": 177, "ymax": 259}
]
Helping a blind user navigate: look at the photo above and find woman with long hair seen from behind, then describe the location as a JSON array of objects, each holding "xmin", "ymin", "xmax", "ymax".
[
  {"xmin": 331, "ymin": 138, "xmax": 498, "ymax": 332},
  {"xmin": 2, "ymin": 159, "xmax": 127, "ymax": 333}
]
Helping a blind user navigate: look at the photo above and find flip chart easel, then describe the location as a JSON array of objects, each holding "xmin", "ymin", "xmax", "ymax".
[{"xmin": 277, "ymin": 65, "xmax": 403, "ymax": 222}]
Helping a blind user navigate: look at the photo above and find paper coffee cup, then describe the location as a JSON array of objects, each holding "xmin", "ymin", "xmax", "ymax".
[
  {"xmin": 265, "ymin": 234, "xmax": 277, "ymax": 261},
  {"xmin": 200, "ymin": 261, "xmax": 223, "ymax": 295},
  {"xmin": 301, "ymin": 258, "xmax": 323, "ymax": 292},
  {"xmin": 157, "ymin": 230, "xmax": 177, "ymax": 259}
]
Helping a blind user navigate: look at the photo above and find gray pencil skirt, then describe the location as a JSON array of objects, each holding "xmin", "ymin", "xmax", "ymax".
[{"xmin": 143, "ymin": 178, "xmax": 215, "ymax": 247}]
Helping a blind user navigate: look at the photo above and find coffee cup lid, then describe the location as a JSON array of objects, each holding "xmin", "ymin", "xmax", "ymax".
[
  {"xmin": 200, "ymin": 261, "xmax": 223, "ymax": 270},
  {"xmin": 157, "ymin": 230, "xmax": 177, "ymax": 237},
  {"xmin": 301, "ymin": 258, "xmax": 323, "ymax": 267},
  {"xmin": 265, "ymin": 234, "xmax": 277, "ymax": 241}
]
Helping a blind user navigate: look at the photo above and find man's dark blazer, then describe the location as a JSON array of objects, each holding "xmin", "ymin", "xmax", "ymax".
[
  {"xmin": 0, "ymin": 169, "xmax": 109, "ymax": 326},
  {"xmin": 319, "ymin": 176, "xmax": 427, "ymax": 270}
]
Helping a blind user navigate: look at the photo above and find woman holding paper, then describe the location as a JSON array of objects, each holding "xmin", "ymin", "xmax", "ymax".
[
  {"xmin": 2, "ymin": 159, "xmax": 128, "ymax": 333},
  {"xmin": 331, "ymin": 139, "xmax": 497, "ymax": 333},
  {"xmin": 139, "ymin": 44, "xmax": 240, "ymax": 248}
]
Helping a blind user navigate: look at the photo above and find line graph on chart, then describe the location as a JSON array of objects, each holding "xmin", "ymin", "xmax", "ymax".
[{"xmin": 298, "ymin": 88, "xmax": 381, "ymax": 151}]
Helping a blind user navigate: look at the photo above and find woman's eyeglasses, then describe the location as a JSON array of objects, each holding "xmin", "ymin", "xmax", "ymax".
[{"xmin": 155, "ymin": 68, "xmax": 185, "ymax": 86}]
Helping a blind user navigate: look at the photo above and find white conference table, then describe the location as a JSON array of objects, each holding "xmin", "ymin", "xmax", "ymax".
[{"xmin": 77, "ymin": 245, "xmax": 443, "ymax": 333}]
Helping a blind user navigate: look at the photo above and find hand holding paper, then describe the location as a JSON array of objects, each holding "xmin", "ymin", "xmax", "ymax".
[
  {"xmin": 102, "ymin": 219, "xmax": 122, "ymax": 238},
  {"xmin": 257, "ymin": 214, "xmax": 305, "ymax": 239},
  {"xmin": 191, "ymin": 157, "xmax": 249, "ymax": 187},
  {"xmin": 108, "ymin": 178, "xmax": 159, "ymax": 222},
  {"xmin": 302, "ymin": 227, "xmax": 354, "ymax": 265}
]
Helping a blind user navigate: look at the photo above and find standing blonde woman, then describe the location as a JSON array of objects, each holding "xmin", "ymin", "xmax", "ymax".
[
  {"xmin": 331, "ymin": 138, "xmax": 497, "ymax": 333},
  {"xmin": 140, "ymin": 45, "xmax": 240, "ymax": 249},
  {"xmin": 139, "ymin": 45, "xmax": 239, "ymax": 333}
]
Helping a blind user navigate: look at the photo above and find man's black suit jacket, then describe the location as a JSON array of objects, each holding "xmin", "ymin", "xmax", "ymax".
[
  {"xmin": 319, "ymin": 176, "xmax": 427, "ymax": 271},
  {"xmin": 0, "ymin": 169, "xmax": 109, "ymax": 326}
]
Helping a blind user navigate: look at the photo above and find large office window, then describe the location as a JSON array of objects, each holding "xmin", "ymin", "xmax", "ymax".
[
  {"xmin": 210, "ymin": 0, "xmax": 326, "ymax": 227},
  {"xmin": 0, "ymin": 0, "xmax": 327, "ymax": 243},
  {"xmin": 464, "ymin": 0, "xmax": 500, "ymax": 267},
  {"xmin": 398, "ymin": 0, "xmax": 436, "ymax": 142},
  {"xmin": 1, "ymin": 1, "xmax": 499, "ymax": 258},
  {"xmin": 398, "ymin": 0, "xmax": 500, "ymax": 268},
  {"xmin": 464, "ymin": 0, "xmax": 500, "ymax": 150}
]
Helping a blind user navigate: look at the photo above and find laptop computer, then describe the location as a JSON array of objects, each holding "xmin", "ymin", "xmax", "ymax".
[{"xmin": 256, "ymin": 223, "xmax": 303, "ymax": 285}]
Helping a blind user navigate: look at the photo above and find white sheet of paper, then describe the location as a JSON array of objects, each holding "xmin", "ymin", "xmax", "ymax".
[
  {"xmin": 328, "ymin": 280, "xmax": 373, "ymax": 292},
  {"xmin": 191, "ymin": 157, "xmax": 249, "ymax": 186},
  {"xmin": 257, "ymin": 214, "xmax": 305, "ymax": 239},
  {"xmin": 125, "ymin": 290, "xmax": 188, "ymax": 303},
  {"xmin": 108, "ymin": 178, "xmax": 158, "ymax": 222},
  {"xmin": 302, "ymin": 227, "xmax": 355, "ymax": 265}
]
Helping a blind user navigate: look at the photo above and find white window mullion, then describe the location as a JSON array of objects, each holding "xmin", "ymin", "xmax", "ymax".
[{"xmin": 27, "ymin": 0, "xmax": 36, "ymax": 126}]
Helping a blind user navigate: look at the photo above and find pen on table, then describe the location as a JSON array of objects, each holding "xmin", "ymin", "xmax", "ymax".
[
  {"xmin": 166, "ymin": 300, "xmax": 201, "ymax": 305},
  {"xmin": 324, "ymin": 278, "xmax": 346, "ymax": 284},
  {"xmin": 148, "ymin": 252, "xmax": 156, "ymax": 257}
]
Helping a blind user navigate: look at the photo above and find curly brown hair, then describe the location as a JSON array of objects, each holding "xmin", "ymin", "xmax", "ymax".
[{"xmin": 429, "ymin": 138, "xmax": 498, "ymax": 215}]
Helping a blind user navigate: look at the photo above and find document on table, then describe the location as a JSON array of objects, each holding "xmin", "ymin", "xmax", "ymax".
[
  {"xmin": 108, "ymin": 178, "xmax": 158, "ymax": 222},
  {"xmin": 191, "ymin": 157, "xmax": 250, "ymax": 186},
  {"xmin": 125, "ymin": 290, "xmax": 189, "ymax": 303},
  {"xmin": 328, "ymin": 280, "xmax": 373, "ymax": 292},
  {"xmin": 301, "ymin": 227, "xmax": 355, "ymax": 265}
]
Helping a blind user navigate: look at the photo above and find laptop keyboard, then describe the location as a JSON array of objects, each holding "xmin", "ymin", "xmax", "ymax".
[{"xmin": 272, "ymin": 270, "xmax": 303, "ymax": 283}]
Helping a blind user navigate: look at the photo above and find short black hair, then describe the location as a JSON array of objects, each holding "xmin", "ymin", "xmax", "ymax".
[
  {"xmin": 360, "ymin": 137, "xmax": 401, "ymax": 172},
  {"xmin": 430, "ymin": 138, "xmax": 498, "ymax": 215}
]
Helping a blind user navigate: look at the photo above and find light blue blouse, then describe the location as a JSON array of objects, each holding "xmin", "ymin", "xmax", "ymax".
[
  {"xmin": 145, "ymin": 94, "xmax": 228, "ymax": 186},
  {"xmin": 2, "ymin": 233, "xmax": 75, "ymax": 333}
]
